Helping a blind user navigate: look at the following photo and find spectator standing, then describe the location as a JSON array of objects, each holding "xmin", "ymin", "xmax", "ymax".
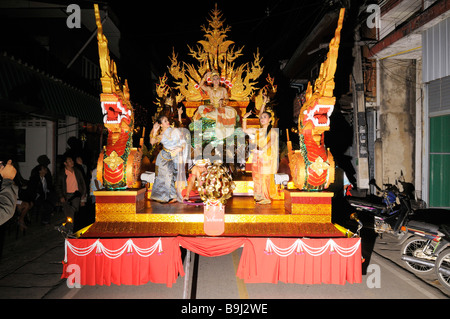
[
  {"xmin": 55, "ymin": 155, "xmax": 86, "ymax": 234},
  {"xmin": 27, "ymin": 165, "xmax": 55, "ymax": 224}
]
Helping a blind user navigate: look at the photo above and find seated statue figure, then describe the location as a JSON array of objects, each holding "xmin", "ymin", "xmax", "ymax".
[{"xmin": 190, "ymin": 70, "xmax": 239, "ymax": 147}]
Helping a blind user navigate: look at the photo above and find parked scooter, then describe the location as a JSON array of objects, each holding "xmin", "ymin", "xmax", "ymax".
[
  {"xmin": 346, "ymin": 177, "xmax": 450, "ymax": 291},
  {"xmin": 400, "ymin": 219, "xmax": 450, "ymax": 292},
  {"xmin": 346, "ymin": 179, "xmax": 413, "ymax": 237}
]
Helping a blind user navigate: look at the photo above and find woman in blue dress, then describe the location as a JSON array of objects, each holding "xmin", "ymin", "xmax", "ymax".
[{"xmin": 149, "ymin": 113, "xmax": 187, "ymax": 203}]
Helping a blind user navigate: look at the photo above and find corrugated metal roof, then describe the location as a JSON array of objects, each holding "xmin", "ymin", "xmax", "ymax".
[{"xmin": 0, "ymin": 53, "xmax": 103, "ymax": 123}]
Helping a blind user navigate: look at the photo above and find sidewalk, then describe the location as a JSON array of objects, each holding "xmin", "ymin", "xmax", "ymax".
[{"xmin": 0, "ymin": 209, "xmax": 67, "ymax": 299}]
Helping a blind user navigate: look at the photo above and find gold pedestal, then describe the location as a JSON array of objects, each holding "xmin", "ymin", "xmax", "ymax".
[
  {"xmin": 284, "ymin": 190, "xmax": 333, "ymax": 223},
  {"xmin": 94, "ymin": 188, "xmax": 146, "ymax": 215}
]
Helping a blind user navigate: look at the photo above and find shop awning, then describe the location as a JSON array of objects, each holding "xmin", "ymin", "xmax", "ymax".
[{"xmin": 0, "ymin": 53, "xmax": 103, "ymax": 124}]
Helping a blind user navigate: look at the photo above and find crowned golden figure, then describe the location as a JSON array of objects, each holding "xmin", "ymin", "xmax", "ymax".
[{"xmin": 193, "ymin": 69, "xmax": 238, "ymax": 141}]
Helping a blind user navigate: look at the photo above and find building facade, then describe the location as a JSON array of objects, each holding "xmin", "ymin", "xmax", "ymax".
[{"xmin": 367, "ymin": 0, "xmax": 450, "ymax": 208}]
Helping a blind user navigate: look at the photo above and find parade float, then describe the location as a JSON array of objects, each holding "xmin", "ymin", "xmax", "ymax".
[{"xmin": 62, "ymin": 5, "xmax": 361, "ymax": 290}]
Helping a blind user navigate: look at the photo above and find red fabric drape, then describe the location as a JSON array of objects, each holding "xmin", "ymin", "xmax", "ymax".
[
  {"xmin": 62, "ymin": 237, "xmax": 182, "ymax": 287},
  {"xmin": 236, "ymin": 238, "xmax": 362, "ymax": 285},
  {"xmin": 62, "ymin": 237, "xmax": 361, "ymax": 287},
  {"xmin": 178, "ymin": 237, "xmax": 247, "ymax": 257}
]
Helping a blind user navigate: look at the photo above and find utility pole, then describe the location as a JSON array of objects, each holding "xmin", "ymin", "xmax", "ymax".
[{"xmin": 352, "ymin": 25, "xmax": 370, "ymax": 190}]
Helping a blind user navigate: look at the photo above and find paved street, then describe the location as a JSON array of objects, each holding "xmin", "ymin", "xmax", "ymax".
[{"xmin": 0, "ymin": 212, "xmax": 449, "ymax": 301}]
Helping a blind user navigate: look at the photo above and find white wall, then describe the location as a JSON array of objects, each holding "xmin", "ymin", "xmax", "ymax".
[{"xmin": 17, "ymin": 119, "xmax": 55, "ymax": 179}]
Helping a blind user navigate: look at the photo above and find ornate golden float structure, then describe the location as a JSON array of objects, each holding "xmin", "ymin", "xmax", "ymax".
[
  {"xmin": 63, "ymin": 6, "xmax": 362, "ymax": 291},
  {"xmin": 83, "ymin": 5, "xmax": 347, "ymax": 239}
]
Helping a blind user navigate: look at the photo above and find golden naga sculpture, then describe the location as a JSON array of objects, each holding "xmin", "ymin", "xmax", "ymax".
[
  {"xmin": 167, "ymin": 4, "xmax": 264, "ymax": 117},
  {"xmin": 288, "ymin": 8, "xmax": 345, "ymax": 191},
  {"xmin": 94, "ymin": 4, "xmax": 143, "ymax": 190}
]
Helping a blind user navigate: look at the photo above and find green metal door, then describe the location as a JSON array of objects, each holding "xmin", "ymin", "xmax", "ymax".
[{"xmin": 429, "ymin": 114, "xmax": 450, "ymax": 208}]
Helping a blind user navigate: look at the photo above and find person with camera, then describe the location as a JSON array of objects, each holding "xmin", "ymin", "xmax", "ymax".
[{"xmin": 0, "ymin": 160, "xmax": 18, "ymax": 226}]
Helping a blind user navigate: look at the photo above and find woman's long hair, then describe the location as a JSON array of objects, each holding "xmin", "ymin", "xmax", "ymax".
[{"xmin": 261, "ymin": 111, "xmax": 272, "ymax": 137}]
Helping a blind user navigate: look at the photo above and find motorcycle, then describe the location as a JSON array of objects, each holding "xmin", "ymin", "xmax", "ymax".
[
  {"xmin": 400, "ymin": 218, "xmax": 450, "ymax": 292},
  {"xmin": 346, "ymin": 178, "xmax": 450, "ymax": 291},
  {"xmin": 346, "ymin": 179, "xmax": 414, "ymax": 237}
]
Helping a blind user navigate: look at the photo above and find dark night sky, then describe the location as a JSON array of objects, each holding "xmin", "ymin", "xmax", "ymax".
[{"xmin": 112, "ymin": 0, "xmax": 336, "ymax": 74}]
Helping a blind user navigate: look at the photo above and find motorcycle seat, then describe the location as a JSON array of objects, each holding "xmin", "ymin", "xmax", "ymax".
[{"xmin": 407, "ymin": 220, "xmax": 440, "ymax": 234}]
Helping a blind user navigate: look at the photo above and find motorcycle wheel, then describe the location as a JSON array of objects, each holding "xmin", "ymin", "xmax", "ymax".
[
  {"xmin": 435, "ymin": 248, "xmax": 450, "ymax": 292},
  {"xmin": 401, "ymin": 236, "xmax": 435, "ymax": 274}
]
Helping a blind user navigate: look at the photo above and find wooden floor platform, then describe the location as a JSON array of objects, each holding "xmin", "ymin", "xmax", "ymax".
[{"xmin": 81, "ymin": 196, "xmax": 344, "ymax": 238}]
